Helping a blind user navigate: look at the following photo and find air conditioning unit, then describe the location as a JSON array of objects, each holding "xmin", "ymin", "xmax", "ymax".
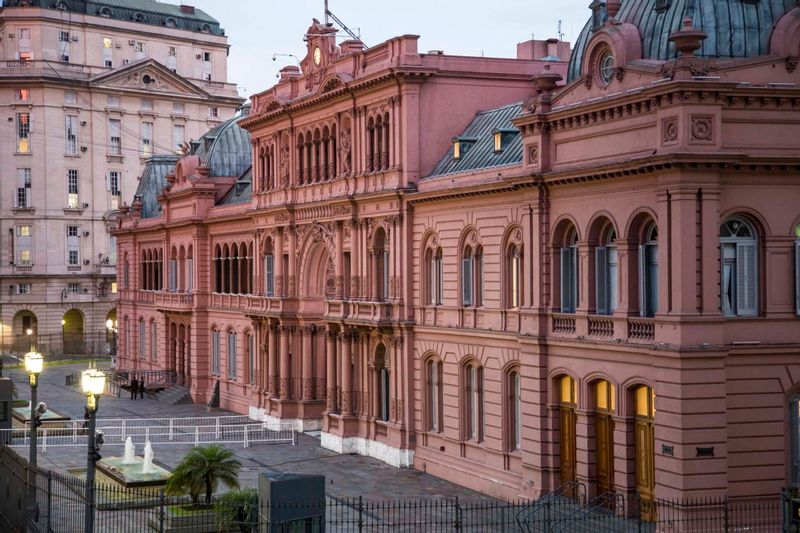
[
  {"xmin": 82, "ymin": 288, "xmax": 89, "ymax": 294},
  {"xmin": 80, "ymin": 146, "xmax": 88, "ymax": 153},
  {"xmin": 128, "ymin": 40, "xmax": 135, "ymax": 45},
  {"xmin": 115, "ymin": 43, "xmax": 121, "ymax": 49},
  {"xmin": 123, "ymin": 59, "xmax": 130, "ymax": 65},
  {"xmin": 82, "ymin": 202, "xmax": 90, "ymax": 209},
  {"xmin": 80, "ymin": 121, "xmax": 86, "ymax": 126},
  {"xmin": 195, "ymin": 54, "xmax": 202, "ymax": 60},
  {"xmin": 8, "ymin": 284, "xmax": 16, "ymax": 294},
  {"xmin": 83, "ymin": 259, "xmax": 90, "ymax": 265},
  {"xmin": 70, "ymin": 35, "xmax": 79, "ymax": 42},
  {"xmin": 82, "ymin": 231, "xmax": 90, "ymax": 237}
]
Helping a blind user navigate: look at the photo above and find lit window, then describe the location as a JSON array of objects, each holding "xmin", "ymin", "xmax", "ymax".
[
  {"xmin": 16, "ymin": 113, "xmax": 31, "ymax": 153},
  {"xmin": 103, "ymin": 37, "xmax": 113, "ymax": 48},
  {"xmin": 494, "ymin": 132, "xmax": 502, "ymax": 152},
  {"xmin": 15, "ymin": 89, "xmax": 30, "ymax": 101},
  {"xmin": 111, "ymin": 282, "xmax": 118, "ymax": 294},
  {"xmin": 453, "ymin": 142, "xmax": 461, "ymax": 160},
  {"xmin": 67, "ymin": 170, "xmax": 79, "ymax": 208}
]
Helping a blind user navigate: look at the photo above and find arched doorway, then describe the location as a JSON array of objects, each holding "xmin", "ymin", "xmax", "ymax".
[
  {"xmin": 105, "ymin": 309, "xmax": 117, "ymax": 355},
  {"xmin": 12, "ymin": 310, "xmax": 37, "ymax": 353},
  {"xmin": 635, "ymin": 385, "xmax": 656, "ymax": 520},
  {"xmin": 559, "ymin": 375, "xmax": 578, "ymax": 489},
  {"xmin": 62, "ymin": 309, "xmax": 85, "ymax": 355},
  {"xmin": 594, "ymin": 380, "xmax": 615, "ymax": 496}
]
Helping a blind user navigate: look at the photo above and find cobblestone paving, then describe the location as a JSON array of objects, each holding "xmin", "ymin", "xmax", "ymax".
[{"xmin": 6, "ymin": 361, "xmax": 494, "ymax": 501}]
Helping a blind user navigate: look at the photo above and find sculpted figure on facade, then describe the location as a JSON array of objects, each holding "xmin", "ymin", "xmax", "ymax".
[
  {"xmin": 279, "ymin": 135, "xmax": 291, "ymax": 186},
  {"xmin": 340, "ymin": 120, "xmax": 353, "ymax": 175}
]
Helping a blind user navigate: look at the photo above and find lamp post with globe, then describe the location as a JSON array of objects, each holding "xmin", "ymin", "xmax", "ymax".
[
  {"xmin": 81, "ymin": 366, "xmax": 106, "ymax": 533},
  {"xmin": 24, "ymin": 350, "xmax": 45, "ymax": 528}
]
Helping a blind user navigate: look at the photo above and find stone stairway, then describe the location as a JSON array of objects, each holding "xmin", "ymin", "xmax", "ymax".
[{"xmin": 153, "ymin": 384, "xmax": 192, "ymax": 405}]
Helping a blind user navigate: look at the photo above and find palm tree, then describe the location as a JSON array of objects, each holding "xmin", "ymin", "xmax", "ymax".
[{"xmin": 165, "ymin": 444, "xmax": 241, "ymax": 506}]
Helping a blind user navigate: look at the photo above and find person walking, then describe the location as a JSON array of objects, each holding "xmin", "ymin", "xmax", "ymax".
[
  {"xmin": 139, "ymin": 379, "xmax": 145, "ymax": 399},
  {"xmin": 130, "ymin": 378, "xmax": 138, "ymax": 400}
]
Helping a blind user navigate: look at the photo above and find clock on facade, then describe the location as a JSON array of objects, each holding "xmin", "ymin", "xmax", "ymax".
[{"xmin": 313, "ymin": 46, "xmax": 322, "ymax": 66}]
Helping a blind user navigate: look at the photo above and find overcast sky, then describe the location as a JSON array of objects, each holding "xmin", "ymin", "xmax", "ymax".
[{"xmin": 174, "ymin": 0, "xmax": 590, "ymax": 99}]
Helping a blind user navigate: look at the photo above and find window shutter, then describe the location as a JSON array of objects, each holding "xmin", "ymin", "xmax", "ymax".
[
  {"xmin": 572, "ymin": 247, "xmax": 579, "ymax": 311},
  {"xmin": 186, "ymin": 259, "xmax": 194, "ymax": 292},
  {"xmin": 265, "ymin": 255, "xmax": 274, "ymax": 296},
  {"xmin": 795, "ymin": 242, "xmax": 800, "ymax": 316},
  {"xmin": 638, "ymin": 245, "xmax": 647, "ymax": 317},
  {"xmin": 736, "ymin": 242, "xmax": 757, "ymax": 316},
  {"xmin": 608, "ymin": 246, "xmax": 619, "ymax": 312},
  {"xmin": 462, "ymin": 257, "xmax": 473, "ymax": 306},
  {"xmin": 596, "ymin": 246, "xmax": 608, "ymax": 315},
  {"xmin": 561, "ymin": 247, "xmax": 572, "ymax": 313}
]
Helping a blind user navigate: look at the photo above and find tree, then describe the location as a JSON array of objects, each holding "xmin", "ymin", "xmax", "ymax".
[
  {"xmin": 215, "ymin": 488, "xmax": 257, "ymax": 533},
  {"xmin": 165, "ymin": 444, "xmax": 241, "ymax": 506}
]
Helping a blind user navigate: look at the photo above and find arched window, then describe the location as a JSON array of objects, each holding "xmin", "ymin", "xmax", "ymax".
[
  {"xmin": 138, "ymin": 318, "xmax": 145, "ymax": 360},
  {"xmin": 367, "ymin": 117, "xmax": 376, "ymax": 173},
  {"xmin": 426, "ymin": 247, "xmax": 442, "ymax": 306},
  {"xmin": 506, "ymin": 242, "xmax": 522, "ymax": 309},
  {"xmin": 462, "ymin": 246, "xmax": 474, "ymax": 307},
  {"xmin": 124, "ymin": 317, "xmax": 130, "ymax": 359},
  {"xmin": 222, "ymin": 244, "xmax": 231, "ymax": 294},
  {"xmin": 231, "ymin": 243, "xmax": 240, "ymax": 294},
  {"xmin": 506, "ymin": 368, "xmax": 521, "ymax": 451},
  {"xmin": 264, "ymin": 238, "xmax": 275, "ymax": 297},
  {"xmin": 168, "ymin": 247, "xmax": 178, "ymax": 292},
  {"xmin": 795, "ymin": 224, "xmax": 800, "ymax": 316},
  {"xmin": 595, "ymin": 226, "xmax": 618, "ymax": 315},
  {"xmin": 150, "ymin": 320, "xmax": 157, "ymax": 361},
  {"xmin": 720, "ymin": 217, "xmax": 758, "ymax": 317},
  {"xmin": 374, "ymin": 228, "xmax": 389, "ymax": 301},
  {"xmin": 560, "ymin": 226, "xmax": 579, "ymax": 313},
  {"xmin": 213, "ymin": 245, "xmax": 222, "ymax": 293},
  {"xmin": 123, "ymin": 252, "xmax": 130, "ymax": 289},
  {"xmin": 425, "ymin": 357, "xmax": 443, "ymax": 432},
  {"xmin": 789, "ymin": 391, "xmax": 800, "ymax": 488},
  {"xmin": 375, "ymin": 345, "xmax": 390, "ymax": 422},
  {"xmin": 462, "ymin": 361, "xmax": 484, "ymax": 442},
  {"xmin": 211, "ymin": 329, "xmax": 221, "ymax": 375},
  {"xmin": 226, "ymin": 330, "xmax": 237, "ymax": 380},
  {"xmin": 247, "ymin": 333, "xmax": 255, "ymax": 385},
  {"xmin": 559, "ymin": 375, "xmax": 578, "ymax": 484},
  {"xmin": 186, "ymin": 245, "xmax": 194, "ymax": 292},
  {"xmin": 639, "ymin": 222, "xmax": 659, "ymax": 317}
]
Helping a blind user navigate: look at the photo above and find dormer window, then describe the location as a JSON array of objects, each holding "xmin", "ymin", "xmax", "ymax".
[
  {"xmin": 99, "ymin": 7, "xmax": 112, "ymax": 17},
  {"xmin": 493, "ymin": 128, "xmax": 518, "ymax": 153},
  {"xmin": 654, "ymin": 0, "xmax": 671, "ymax": 13},
  {"xmin": 133, "ymin": 12, "xmax": 145, "ymax": 22},
  {"xmin": 452, "ymin": 136, "xmax": 477, "ymax": 160},
  {"xmin": 599, "ymin": 50, "xmax": 615, "ymax": 85},
  {"xmin": 165, "ymin": 18, "xmax": 177, "ymax": 29},
  {"xmin": 590, "ymin": 0, "xmax": 608, "ymax": 30}
]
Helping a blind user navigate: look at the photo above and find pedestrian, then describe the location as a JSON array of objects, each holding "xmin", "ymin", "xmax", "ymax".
[
  {"xmin": 139, "ymin": 379, "xmax": 145, "ymax": 399},
  {"xmin": 130, "ymin": 378, "xmax": 138, "ymax": 400},
  {"xmin": 83, "ymin": 406, "xmax": 89, "ymax": 429}
]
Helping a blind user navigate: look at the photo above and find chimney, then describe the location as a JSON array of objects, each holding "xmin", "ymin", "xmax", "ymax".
[
  {"xmin": 546, "ymin": 38, "xmax": 560, "ymax": 60},
  {"xmin": 179, "ymin": 5, "xmax": 196, "ymax": 14},
  {"xmin": 279, "ymin": 65, "xmax": 301, "ymax": 82},
  {"xmin": 340, "ymin": 39, "xmax": 365, "ymax": 55}
]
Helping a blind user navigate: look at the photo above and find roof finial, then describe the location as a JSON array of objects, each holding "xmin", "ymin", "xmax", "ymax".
[
  {"xmin": 606, "ymin": 0, "xmax": 621, "ymax": 19},
  {"xmin": 669, "ymin": 17, "xmax": 707, "ymax": 57}
]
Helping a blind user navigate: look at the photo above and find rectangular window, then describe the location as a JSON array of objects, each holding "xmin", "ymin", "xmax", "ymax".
[
  {"xmin": 186, "ymin": 258, "xmax": 194, "ymax": 292},
  {"xmin": 107, "ymin": 95, "xmax": 120, "ymax": 108},
  {"xmin": 168, "ymin": 259, "xmax": 178, "ymax": 292},
  {"xmin": 19, "ymin": 28, "xmax": 31, "ymax": 40},
  {"xmin": 264, "ymin": 254, "xmax": 274, "ymax": 296},
  {"xmin": 102, "ymin": 37, "xmax": 113, "ymax": 68},
  {"xmin": 58, "ymin": 31, "xmax": 70, "ymax": 63},
  {"xmin": 211, "ymin": 331, "xmax": 220, "ymax": 375},
  {"xmin": 107, "ymin": 171, "xmax": 121, "ymax": 196},
  {"xmin": 173, "ymin": 124, "xmax": 185, "ymax": 152},
  {"xmin": 15, "ymin": 89, "xmax": 30, "ymax": 101},
  {"xmin": 140, "ymin": 122, "xmax": 153, "ymax": 157},
  {"xmin": 108, "ymin": 119, "xmax": 122, "ymax": 155},
  {"xmin": 16, "ymin": 283, "xmax": 31, "ymax": 295},
  {"xmin": 134, "ymin": 41, "xmax": 145, "ymax": 59},
  {"xmin": 202, "ymin": 51, "xmax": 212, "ymax": 80},
  {"xmin": 111, "ymin": 282, "xmax": 118, "ymax": 294},
  {"xmin": 208, "ymin": 106, "xmax": 219, "ymax": 118},
  {"xmin": 16, "ymin": 168, "xmax": 31, "ymax": 208},
  {"xmin": 125, "ymin": 320, "xmax": 131, "ymax": 359},
  {"xmin": 247, "ymin": 335, "xmax": 255, "ymax": 385},
  {"xmin": 167, "ymin": 46, "xmax": 177, "ymax": 71},
  {"xmin": 67, "ymin": 170, "xmax": 79, "ymax": 208},
  {"xmin": 66, "ymin": 225, "xmax": 80, "ymax": 265},
  {"xmin": 639, "ymin": 244, "xmax": 659, "ymax": 318},
  {"xmin": 150, "ymin": 322, "xmax": 157, "ymax": 361},
  {"xmin": 141, "ymin": 99, "xmax": 153, "ymax": 111},
  {"xmin": 16, "ymin": 225, "xmax": 32, "ymax": 265},
  {"xmin": 16, "ymin": 113, "xmax": 30, "ymax": 153},
  {"xmin": 68, "ymin": 283, "xmax": 81, "ymax": 294},
  {"xmin": 138, "ymin": 321, "xmax": 146, "ymax": 360},
  {"xmin": 227, "ymin": 332, "xmax": 237, "ymax": 379},
  {"xmin": 462, "ymin": 256, "xmax": 473, "ymax": 307},
  {"xmin": 172, "ymin": 102, "xmax": 185, "ymax": 114},
  {"xmin": 65, "ymin": 115, "xmax": 78, "ymax": 154},
  {"xmin": 59, "ymin": 31, "xmax": 69, "ymax": 42},
  {"xmin": 560, "ymin": 246, "xmax": 579, "ymax": 313}
]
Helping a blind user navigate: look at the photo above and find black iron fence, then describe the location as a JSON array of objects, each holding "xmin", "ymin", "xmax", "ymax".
[
  {"xmin": 0, "ymin": 331, "xmax": 116, "ymax": 360},
  {"xmin": 0, "ymin": 445, "xmax": 792, "ymax": 533}
]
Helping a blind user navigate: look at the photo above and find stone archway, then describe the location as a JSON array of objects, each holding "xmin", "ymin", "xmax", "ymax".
[
  {"xmin": 62, "ymin": 309, "xmax": 85, "ymax": 355},
  {"xmin": 12, "ymin": 310, "xmax": 37, "ymax": 353},
  {"xmin": 105, "ymin": 309, "xmax": 117, "ymax": 355}
]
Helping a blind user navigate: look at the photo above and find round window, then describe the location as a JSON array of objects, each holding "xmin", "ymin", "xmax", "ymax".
[{"xmin": 599, "ymin": 51, "xmax": 615, "ymax": 84}]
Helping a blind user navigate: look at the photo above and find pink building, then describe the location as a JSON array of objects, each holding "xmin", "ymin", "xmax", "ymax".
[{"xmin": 115, "ymin": 2, "xmax": 800, "ymax": 508}]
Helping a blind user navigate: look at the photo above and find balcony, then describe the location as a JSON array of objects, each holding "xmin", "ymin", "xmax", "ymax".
[
  {"xmin": 627, "ymin": 317, "xmax": 655, "ymax": 341},
  {"xmin": 2, "ymin": 60, "xmax": 88, "ymax": 80},
  {"xmin": 210, "ymin": 293, "xmax": 283, "ymax": 314},
  {"xmin": 325, "ymin": 299, "xmax": 397, "ymax": 324},
  {"xmin": 136, "ymin": 291, "xmax": 193, "ymax": 310},
  {"xmin": 587, "ymin": 315, "xmax": 614, "ymax": 337},
  {"xmin": 552, "ymin": 313, "xmax": 577, "ymax": 334}
]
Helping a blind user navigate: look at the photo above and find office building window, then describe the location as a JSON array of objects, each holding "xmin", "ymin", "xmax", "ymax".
[
  {"xmin": 15, "ymin": 168, "xmax": 31, "ymax": 208},
  {"xmin": 211, "ymin": 330, "xmax": 220, "ymax": 375},
  {"xmin": 15, "ymin": 89, "xmax": 30, "ymax": 101},
  {"xmin": 107, "ymin": 171, "xmax": 121, "ymax": 197},
  {"xmin": 65, "ymin": 115, "xmax": 78, "ymax": 155},
  {"xmin": 102, "ymin": 37, "xmax": 113, "ymax": 67},
  {"xmin": 173, "ymin": 124, "xmax": 185, "ymax": 152},
  {"xmin": 108, "ymin": 95, "xmax": 120, "ymax": 108},
  {"xmin": 108, "ymin": 119, "xmax": 121, "ymax": 155},
  {"xmin": 67, "ymin": 170, "xmax": 79, "ymax": 208},
  {"xmin": 16, "ymin": 284, "xmax": 31, "ymax": 295},
  {"xmin": 16, "ymin": 226, "xmax": 32, "ymax": 265},
  {"xmin": 66, "ymin": 225, "xmax": 80, "ymax": 265},
  {"xmin": 16, "ymin": 113, "xmax": 30, "ymax": 153},
  {"xmin": 140, "ymin": 122, "xmax": 153, "ymax": 157}
]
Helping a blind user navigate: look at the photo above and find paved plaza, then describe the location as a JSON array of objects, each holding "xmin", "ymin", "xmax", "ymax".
[{"xmin": 5, "ymin": 361, "xmax": 493, "ymax": 502}]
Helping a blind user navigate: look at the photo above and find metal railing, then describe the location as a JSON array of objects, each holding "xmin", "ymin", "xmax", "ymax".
[{"xmin": 0, "ymin": 330, "xmax": 116, "ymax": 359}]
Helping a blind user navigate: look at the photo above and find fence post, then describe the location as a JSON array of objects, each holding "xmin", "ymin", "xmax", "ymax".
[
  {"xmin": 169, "ymin": 419, "xmax": 173, "ymax": 441},
  {"xmin": 46, "ymin": 471, "xmax": 52, "ymax": 533},
  {"xmin": 723, "ymin": 496, "xmax": 729, "ymax": 533},
  {"xmin": 121, "ymin": 419, "xmax": 126, "ymax": 442},
  {"xmin": 146, "ymin": 426, "xmax": 150, "ymax": 442},
  {"xmin": 159, "ymin": 489, "xmax": 166, "ymax": 533},
  {"xmin": 215, "ymin": 417, "xmax": 220, "ymax": 439},
  {"xmin": 42, "ymin": 428, "xmax": 47, "ymax": 453},
  {"xmin": 454, "ymin": 496, "xmax": 462, "ymax": 532},
  {"xmin": 195, "ymin": 426, "xmax": 199, "ymax": 446},
  {"xmin": 244, "ymin": 425, "xmax": 249, "ymax": 449},
  {"xmin": 358, "ymin": 495, "xmax": 364, "ymax": 533}
]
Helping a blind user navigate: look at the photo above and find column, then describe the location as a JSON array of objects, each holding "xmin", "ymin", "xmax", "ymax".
[
  {"xmin": 268, "ymin": 322, "xmax": 278, "ymax": 397},
  {"xmin": 302, "ymin": 326, "xmax": 313, "ymax": 401},
  {"xmin": 340, "ymin": 330, "xmax": 352, "ymax": 415},
  {"xmin": 351, "ymin": 220, "xmax": 361, "ymax": 299},
  {"xmin": 275, "ymin": 228, "xmax": 284, "ymax": 297},
  {"xmin": 253, "ymin": 232, "xmax": 262, "ymax": 296},
  {"xmin": 279, "ymin": 324, "xmax": 290, "ymax": 399},
  {"xmin": 288, "ymin": 226, "xmax": 297, "ymax": 298},
  {"xmin": 335, "ymin": 222, "xmax": 344, "ymax": 299},
  {"xmin": 326, "ymin": 329, "xmax": 337, "ymax": 411}
]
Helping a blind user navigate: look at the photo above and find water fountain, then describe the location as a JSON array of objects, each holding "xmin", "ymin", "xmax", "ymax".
[
  {"xmin": 142, "ymin": 441, "xmax": 154, "ymax": 474},
  {"xmin": 122, "ymin": 437, "xmax": 135, "ymax": 464}
]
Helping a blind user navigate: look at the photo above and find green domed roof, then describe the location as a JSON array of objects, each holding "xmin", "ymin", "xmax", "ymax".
[{"xmin": 568, "ymin": 0, "xmax": 797, "ymax": 81}]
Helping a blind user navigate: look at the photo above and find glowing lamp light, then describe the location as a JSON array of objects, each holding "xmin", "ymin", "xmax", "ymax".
[
  {"xmin": 24, "ymin": 351, "xmax": 44, "ymax": 376},
  {"xmin": 81, "ymin": 368, "xmax": 106, "ymax": 397},
  {"xmin": 106, "ymin": 319, "xmax": 113, "ymax": 329},
  {"xmin": 26, "ymin": 328, "xmax": 33, "ymax": 336}
]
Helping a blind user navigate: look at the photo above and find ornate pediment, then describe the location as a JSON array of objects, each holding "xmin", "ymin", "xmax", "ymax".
[{"xmin": 89, "ymin": 59, "xmax": 209, "ymax": 97}]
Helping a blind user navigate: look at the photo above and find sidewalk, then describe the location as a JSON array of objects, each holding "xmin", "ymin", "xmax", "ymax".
[{"xmin": 7, "ymin": 362, "xmax": 496, "ymax": 501}]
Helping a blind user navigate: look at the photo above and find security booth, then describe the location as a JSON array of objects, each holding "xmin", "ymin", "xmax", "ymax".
[
  {"xmin": 0, "ymin": 378, "xmax": 11, "ymax": 444},
  {"xmin": 258, "ymin": 473, "xmax": 325, "ymax": 533}
]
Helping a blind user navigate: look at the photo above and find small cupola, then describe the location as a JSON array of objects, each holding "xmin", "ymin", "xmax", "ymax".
[
  {"xmin": 590, "ymin": 0, "xmax": 608, "ymax": 30},
  {"xmin": 451, "ymin": 136, "xmax": 478, "ymax": 160},
  {"xmin": 492, "ymin": 128, "xmax": 518, "ymax": 153}
]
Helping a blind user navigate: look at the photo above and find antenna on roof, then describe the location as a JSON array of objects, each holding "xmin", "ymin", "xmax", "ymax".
[
  {"xmin": 558, "ymin": 20, "xmax": 565, "ymax": 41},
  {"xmin": 325, "ymin": 1, "xmax": 364, "ymax": 44}
]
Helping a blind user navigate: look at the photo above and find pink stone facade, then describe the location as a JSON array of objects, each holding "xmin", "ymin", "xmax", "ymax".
[{"xmin": 116, "ymin": 10, "xmax": 800, "ymax": 504}]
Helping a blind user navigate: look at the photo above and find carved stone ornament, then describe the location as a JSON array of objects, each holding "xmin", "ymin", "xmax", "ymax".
[
  {"xmin": 690, "ymin": 115, "xmax": 713, "ymax": 143},
  {"xmin": 527, "ymin": 143, "xmax": 539, "ymax": 165},
  {"xmin": 279, "ymin": 136, "xmax": 290, "ymax": 183},
  {"xmin": 339, "ymin": 126, "xmax": 353, "ymax": 175},
  {"xmin": 662, "ymin": 117, "xmax": 678, "ymax": 144}
]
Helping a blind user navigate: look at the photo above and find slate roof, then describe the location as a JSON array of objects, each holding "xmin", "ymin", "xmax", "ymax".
[
  {"xmin": 2, "ymin": 0, "xmax": 223, "ymax": 36},
  {"xmin": 219, "ymin": 167, "xmax": 252, "ymax": 206},
  {"xmin": 427, "ymin": 103, "xmax": 523, "ymax": 178},
  {"xmin": 567, "ymin": 0, "xmax": 797, "ymax": 82},
  {"xmin": 134, "ymin": 155, "xmax": 179, "ymax": 219}
]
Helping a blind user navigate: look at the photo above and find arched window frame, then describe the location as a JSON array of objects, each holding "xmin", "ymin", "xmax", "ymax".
[
  {"xmin": 639, "ymin": 222, "xmax": 659, "ymax": 318},
  {"xmin": 150, "ymin": 319, "xmax": 157, "ymax": 361},
  {"xmin": 425, "ymin": 356, "xmax": 443, "ymax": 433},
  {"xmin": 560, "ymin": 226, "xmax": 579, "ymax": 314},
  {"xmin": 505, "ymin": 366, "xmax": 521, "ymax": 451},
  {"xmin": 246, "ymin": 332, "xmax": 255, "ymax": 386},
  {"xmin": 211, "ymin": 328, "xmax": 221, "ymax": 376},
  {"xmin": 505, "ymin": 238, "xmax": 523, "ymax": 309},
  {"xmin": 264, "ymin": 237, "xmax": 275, "ymax": 297},
  {"xmin": 595, "ymin": 224, "xmax": 618, "ymax": 316},
  {"xmin": 375, "ymin": 345, "xmax": 390, "ymax": 422},
  {"xmin": 795, "ymin": 224, "xmax": 800, "ymax": 316},
  {"xmin": 227, "ymin": 328, "xmax": 237, "ymax": 380},
  {"xmin": 720, "ymin": 216, "xmax": 758, "ymax": 317},
  {"xmin": 461, "ymin": 360, "xmax": 484, "ymax": 443}
]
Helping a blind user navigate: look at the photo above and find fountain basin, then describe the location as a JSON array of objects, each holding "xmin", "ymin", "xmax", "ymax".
[{"xmin": 96, "ymin": 456, "xmax": 171, "ymax": 488}]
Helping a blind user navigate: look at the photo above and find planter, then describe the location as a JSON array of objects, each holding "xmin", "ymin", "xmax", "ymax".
[{"xmin": 149, "ymin": 506, "xmax": 222, "ymax": 533}]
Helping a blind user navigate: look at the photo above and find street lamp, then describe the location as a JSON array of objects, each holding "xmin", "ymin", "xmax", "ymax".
[
  {"xmin": 26, "ymin": 328, "xmax": 33, "ymax": 351},
  {"xmin": 24, "ymin": 350, "xmax": 44, "ymax": 527},
  {"xmin": 81, "ymin": 366, "xmax": 106, "ymax": 533}
]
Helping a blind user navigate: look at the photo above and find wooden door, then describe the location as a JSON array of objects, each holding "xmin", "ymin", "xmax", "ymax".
[
  {"xmin": 560, "ymin": 406, "xmax": 577, "ymax": 488},
  {"xmin": 635, "ymin": 385, "xmax": 656, "ymax": 520},
  {"xmin": 596, "ymin": 412, "xmax": 614, "ymax": 495}
]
